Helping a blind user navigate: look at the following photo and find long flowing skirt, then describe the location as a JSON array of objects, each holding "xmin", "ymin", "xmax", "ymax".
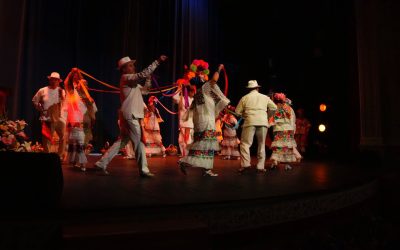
[
  {"xmin": 270, "ymin": 130, "xmax": 301, "ymax": 163},
  {"xmin": 143, "ymin": 129, "xmax": 165, "ymax": 155},
  {"xmin": 180, "ymin": 129, "xmax": 220, "ymax": 170}
]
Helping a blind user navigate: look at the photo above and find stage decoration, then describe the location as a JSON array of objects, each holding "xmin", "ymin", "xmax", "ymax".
[{"xmin": 0, "ymin": 117, "xmax": 31, "ymax": 152}]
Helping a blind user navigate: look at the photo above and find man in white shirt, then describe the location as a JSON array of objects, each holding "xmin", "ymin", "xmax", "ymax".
[
  {"xmin": 32, "ymin": 72, "xmax": 66, "ymax": 159},
  {"xmin": 235, "ymin": 80, "xmax": 277, "ymax": 173},
  {"xmin": 95, "ymin": 55, "xmax": 167, "ymax": 177}
]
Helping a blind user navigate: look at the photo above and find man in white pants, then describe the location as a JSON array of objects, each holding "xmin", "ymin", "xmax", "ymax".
[
  {"xmin": 95, "ymin": 55, "xmax": 167, "ymax": 177},
  {"xmin": 235, "ymin": 80, "xmax": 277, "ymax": 174}
]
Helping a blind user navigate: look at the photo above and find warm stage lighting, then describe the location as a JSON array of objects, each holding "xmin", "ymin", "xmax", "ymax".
[
  {"xmin": 318, "ymin": 124, "xmax": 326, "ymax": 132},
  {"xmin": 319, "ymin": 103, "xmax": 327, "ymax": 112}
]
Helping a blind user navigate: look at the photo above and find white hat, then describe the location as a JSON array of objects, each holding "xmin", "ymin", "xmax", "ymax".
[
  {"xmin": 246, "ymin": 80, "xmax": 261, "ymax": 88},
  {"xmin": 118, "ymin": 56, "xmax": 136, "ymax": 69},
  {"xmin": 47, "ymin": 72, "xmax": 62, "ymax": 81}
]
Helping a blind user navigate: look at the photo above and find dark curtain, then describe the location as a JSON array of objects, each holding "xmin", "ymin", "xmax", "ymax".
[{"xmin": 1, "ymin": 0, "xmax": 217, "ymax": 149}]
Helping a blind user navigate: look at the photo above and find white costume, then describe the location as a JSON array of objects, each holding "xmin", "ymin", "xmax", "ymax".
[
  {"xmin": 32, "ymin": 85, "xmax": 67, "ymax": 157},
  {"xmin": 235, "ymin": 81, "xmax": 277, "ymax": 170},
  {"xmin": 270, "ymin": 104, "xmax": 301, "ymax": 164},
  {"xmin": 180, "ymin": 81, "xmax": 229, "ymax": 170},
  {"xmin": 172, "ymin": 91, "xmax": 194, "ymax": 156},
  {"xmin": 221, "ymin": 114, "xmax": 240, "ymax": 159},
  {"xmin": 95, "ymin": 59, "xmax": 160, "ymax": 175}
]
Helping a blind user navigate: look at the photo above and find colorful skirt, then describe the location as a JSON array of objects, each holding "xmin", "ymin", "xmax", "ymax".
[
  {"xmin": 221, "ymin": 135, "xmax": 240, "ymax": 157},
  {"xmin": 143, "ymin": 129, "xmax": 165, "ymax": 155},
  {"xmin": 270, "ymin": 130, "xmax": 301, "ymax": 163},
  {"xmin": 180, "ymin": 129, "xmax": 220, "ymax": 170}
]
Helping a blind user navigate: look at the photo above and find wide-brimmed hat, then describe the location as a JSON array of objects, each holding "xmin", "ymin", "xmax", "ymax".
[
  {"xmin": 246, "ymin": 80, "xmax": 261, "ymax": 88},
  {"xmin": 47, "ymin": 72, "xmax": 62, "ymax": 81},
  {"xmin": 118, "ymin": 56, "xmax": 136, "ymax": 70}
]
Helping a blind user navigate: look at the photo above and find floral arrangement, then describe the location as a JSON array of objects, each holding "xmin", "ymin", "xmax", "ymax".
[{"xmin": 0, "ymin": 117, "xmax": 32, "ymax": 152}]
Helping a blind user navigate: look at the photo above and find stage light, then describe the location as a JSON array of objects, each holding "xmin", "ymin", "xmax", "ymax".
[
  {"xmin": 319, "ymin": 103, "xmax": 327, "ymax": 112},
  {"xmin": 318, "ymin": 124, "xmax": 326, "ymax": 132}
]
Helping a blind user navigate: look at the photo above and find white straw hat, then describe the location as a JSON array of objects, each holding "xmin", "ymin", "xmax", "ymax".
[
  {"xmin": 118, "ymin": 56, "xmax": 136, "ymax": 69},
  {"xmin": 47, "ymin": 72, "xmax": 62, "ymax": 81},
  {"xmin": 246, "ymin": 80, "xmax": 261, "ymax": 88}
]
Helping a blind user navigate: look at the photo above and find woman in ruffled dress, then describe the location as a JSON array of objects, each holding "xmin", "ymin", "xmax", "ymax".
[
  {"xmin": 269, "ymin": 93, "xmax": 301, "ymax": 170},
  {"xmin": 142, "ymin": 96, "xmax": 166, "ymax": 157},
  {"xmin": 221, "ymin": 105, "xmax": 240, "ymax": 160},
  {"xmin": 178, "ymin": 60, "xmax": 229, "ymax": 177},
  {"xmin": 64, "ymin": 68, "xmax": 95, "ymax": 171}
]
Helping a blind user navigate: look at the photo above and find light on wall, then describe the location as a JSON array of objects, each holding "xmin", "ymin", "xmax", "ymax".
[
  {"xmin": 318, "ymin": 124, "xmax": 326, "ymax": 132},
  {"xmin": 319, "ymin": 103, "xmax": 327, "ymax": 112}
]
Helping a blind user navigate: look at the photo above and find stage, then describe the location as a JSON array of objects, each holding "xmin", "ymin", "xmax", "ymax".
[
  {"xmin": 62, "ymin": 155, "xmax": 377, "ymax": 211},
  {"xmin": 60, "ymin": 155, "xmax": 380, "ymax": 249}
]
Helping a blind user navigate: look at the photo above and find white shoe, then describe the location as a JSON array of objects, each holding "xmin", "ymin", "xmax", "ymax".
[
  {"xmin": 284, "ymin": 164, "xmax": 292, "ymax": 170},
  {"xmin": 94, "ymin": 163, "xmax": 109, "ymax": 175},
  {"xmin": 203, "ymin": 170, "xmax": 218, "ymax": 177}
]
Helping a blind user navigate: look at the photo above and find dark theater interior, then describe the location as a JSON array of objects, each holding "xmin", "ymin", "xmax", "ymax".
[{"xmin": 1, "ymin": 0, "xmax": 400, "ymax": 249}]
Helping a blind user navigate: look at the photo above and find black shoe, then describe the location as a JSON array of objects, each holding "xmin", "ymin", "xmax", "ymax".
[
  {"xmin": 140, "ymin": 172, "xmax": 155, "ymax": 178},
  {"xmin": 178, "ymin": 160, "xmax": 187, "ymax": 175},
  {"xmin": 238, "ymin": 166, "xmax": 251, "ymax": 174},
  {"xmin": 256, "ymin": 169, "xmax": 267, "ymax": 175}
]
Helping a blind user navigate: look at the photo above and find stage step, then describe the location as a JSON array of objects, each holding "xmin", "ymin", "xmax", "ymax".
[{"xmin": 62, "ymin": 217, "xmax": 209, "ymax": 249}]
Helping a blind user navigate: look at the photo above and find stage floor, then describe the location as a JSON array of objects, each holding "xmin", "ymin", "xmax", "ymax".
[{"xmin": 61, "ymin": 155, "xmax": 378, "ymax": 212}]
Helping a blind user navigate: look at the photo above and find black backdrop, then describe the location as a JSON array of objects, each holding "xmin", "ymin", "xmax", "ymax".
[{"xmin": 0, "ymin": 0, "xmax": 358, "ymax": 154}]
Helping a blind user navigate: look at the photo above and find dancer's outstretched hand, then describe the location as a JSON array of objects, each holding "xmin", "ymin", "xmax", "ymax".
[{"xmin": 158, "ymin": 55, "xmax": 168, "ymax": 63}]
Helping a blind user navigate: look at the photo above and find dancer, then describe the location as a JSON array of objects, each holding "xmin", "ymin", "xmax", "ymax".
[
  {"xmin": 269, "ymin": 93, "xmax": 301, "ymax": 170},
  {"xmin": 294, "ymin": 108, "xmax": 311, "ymax": 154},
  {"xmin": 221, "ymin": 105, "xmax": 240, "ymax": 160},
  {"xmin": 215, "ymin": 113, "xmax": 224, "ymax": 154},
  {"xmin": 235, "ymin": 80, "xmax": 277, "ymax": 174},
  {"xmin": 94, "ymin": 55, "xmax": 167, "ymax": 177},
  {"xmin": 32, "ymin": 72, "xmax": 66, "ymax": 159},
  {"xmin": 143, "ymin": 96, "xmax": 166, "ymax": 157},
  {"xmin": 172, "ymin": 84, "xmax": 195, "ymax": 157},
  {"xmin": 178, "ymin": 61, "xmax": 229, "ymax": 177},
  {"xmin": 63, "ymin": 68, "xmax": 93, "ymax": 171}
]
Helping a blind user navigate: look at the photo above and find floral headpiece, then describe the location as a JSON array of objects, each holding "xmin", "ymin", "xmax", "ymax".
[
  {"xmin": 190, "ymin": 59, "xmax": 210, "ymax": 77},
  {"xmin": 176, "ymin": 59, "xmax": 210, "ymax": 86},
  {"xmin": 148, "ymin": 96, "xmax": 157, "ymax": 104},
  {"xmin": 274, "ymin": 93, "xmax": 286, "ymax": 102}
]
